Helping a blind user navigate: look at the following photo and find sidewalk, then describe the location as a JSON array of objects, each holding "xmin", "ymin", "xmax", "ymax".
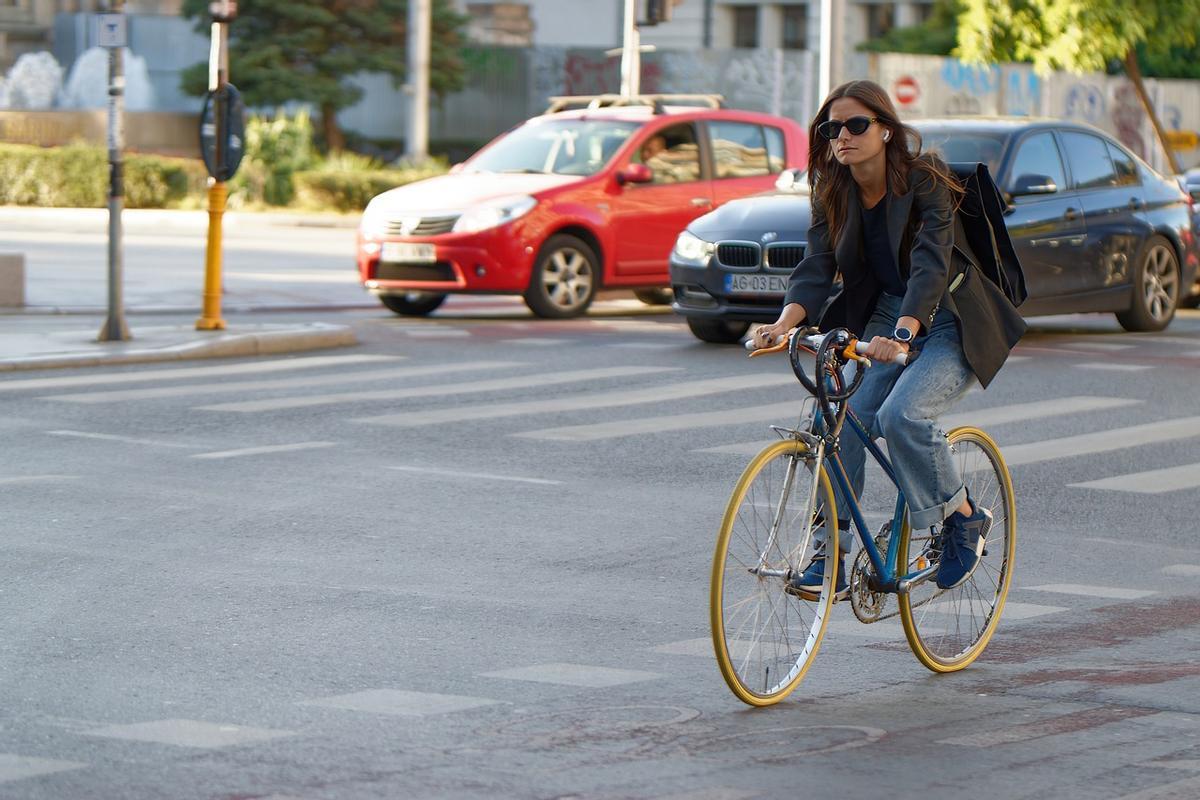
[{"xmin": 0, "ymin": 315, "xmax": 357, "ymax": 373}]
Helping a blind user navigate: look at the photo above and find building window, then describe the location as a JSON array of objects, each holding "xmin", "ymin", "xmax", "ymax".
[
  {"xmin": 782, "ymin": 5, "xmax": 807, "ymax": 50},
  {"xmin": 733, "ymin": 6, "xmax": 758, "ymax": 48},
  {"xmin": 865, "ymin": 4, "xmax": 895, "ymax": 40}
]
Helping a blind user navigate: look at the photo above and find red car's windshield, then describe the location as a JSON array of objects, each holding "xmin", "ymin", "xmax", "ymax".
[{"xmin": 465, "ymin": 118, "xmax": 641, "ymax": 177}]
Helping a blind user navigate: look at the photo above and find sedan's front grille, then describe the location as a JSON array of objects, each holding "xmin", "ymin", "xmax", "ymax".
[
  {"xmin": 765, "ymin": 244, "xmax": 805, "ymax": 270},
  {"xmin": 374, "ymin": 261, "xmax": 456, "ymax": 282},
  {"xmin": 716, "ymin": 243, "xmax": 761, "ymax": 268},
  {"xmin": 385, "ymin": 215, "xmax": 460, "ymax": 236}
]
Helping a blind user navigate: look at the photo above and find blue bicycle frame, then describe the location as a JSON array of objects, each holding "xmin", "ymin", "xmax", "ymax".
[{"xmin": 811, "ymin": 408, "xmax": 940, "ymax": 594}]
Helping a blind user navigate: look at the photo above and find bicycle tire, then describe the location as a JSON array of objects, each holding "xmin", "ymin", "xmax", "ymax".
[
  {"xmin": 710, "ymin": 439, "xmax": 839, "ymax": 705},
  {"xmin": 898, "ymin": 427, "xmax": 1016, "ymax": 672}
]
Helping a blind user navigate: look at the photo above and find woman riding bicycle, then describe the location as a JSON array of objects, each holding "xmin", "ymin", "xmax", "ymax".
[{"xmin": 752, "ymin": 80, "xmax": 1025, "ymax": 595}]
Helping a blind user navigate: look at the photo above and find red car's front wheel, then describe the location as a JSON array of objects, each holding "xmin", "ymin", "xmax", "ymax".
[{"xmin": 524, "ymin": 234, "xmax": 599, "ymax": 319}]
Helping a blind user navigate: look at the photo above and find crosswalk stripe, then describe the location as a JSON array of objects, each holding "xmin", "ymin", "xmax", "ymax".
[
  {"xmin": 46, "ymin": 429, "xmax": 199, "ymax": 449},
  {"xmin": 1067, "ymin": 341, "xmax": 1137, "ymax": 350},
  {"xmin": 1024, "ymin": 583, "xmax": 1156, "ymax": 600},
  {"xmin": 0, "ymin": 354, "xmax": 399, "ymax": 393},
  {"xmin": 515, "ymin": 402, "xmax": 799, "ymax": 441},
  {"xmin": 199, "ymin": 365, "xmax": 673, "ymax": 413},
  {"xmin": 43, "ymin": 362, "xmax": 519, "ymax": 404},
  {"xmin": 694, "ymin": 396, "xmax": 1140, "ymax": 456},
  {"xmin": 1075, "ymin": 362, "xmax": 1153, "ymax": 372},
  {"xmin": 1002, "ymin": 416, "xmax": 1200, "ymax": 466},
  {"xmin": 1068, "ymin": 462, "xmax": 1200, "ymax": 494},
  {"xmin": 353, "ymin": 373, "xmax": 797, "ymax": 428},
  {"xmin": 0, "ymin": 474, "xmax": 79, "ymax": 485},
  {"xmin": 191, "ymin": 441, "xmax": 336, "ymax": 460}
]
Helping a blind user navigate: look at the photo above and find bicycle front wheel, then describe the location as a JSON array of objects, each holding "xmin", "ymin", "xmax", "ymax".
[
  {"xmin": 710, "ymin": 439, "xmax": 839, "ymax": 706},
  {"xmin": 899, "ymin": 426, "xmax": 1017, "ymax": 672}
]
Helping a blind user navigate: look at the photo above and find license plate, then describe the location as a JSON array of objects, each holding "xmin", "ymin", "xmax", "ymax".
[
  {"xmin": 381, "ymin": 242, "xmax": 436, "ymax": 263},
  {"xmin": 725, "ymin": 273, "xmax": 787, "ymax": 295}
]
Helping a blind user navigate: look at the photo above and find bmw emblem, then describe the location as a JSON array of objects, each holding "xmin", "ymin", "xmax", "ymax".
[{"xmin": 761, "ymin": 231, "xmax": 778, "ymax": 244}]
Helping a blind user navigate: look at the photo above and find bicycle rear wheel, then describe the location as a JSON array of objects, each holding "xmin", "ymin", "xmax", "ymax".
[
  {"xmin": 710, "ymin": 439, "xmax": 839, "ymax": 705},
  {"xmin": 899, "ymin": 427, "xmax": 1016, "ymax": 672}
]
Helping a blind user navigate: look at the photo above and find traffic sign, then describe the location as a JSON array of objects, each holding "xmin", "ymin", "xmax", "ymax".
[
  {"xmin": 1165, "ymin": 130, "xmax": 1199, "ymax": 150},
  {"xmin": 95, "ymin": 14, "xmax": 127, "ymax": 49},
  {"xmin": 894, "ymin": 75, "xmax": 920, "ymax": 107},
  {"xmin": 199, "ymin": 84, "xmax": 246, "ymax": 182}
]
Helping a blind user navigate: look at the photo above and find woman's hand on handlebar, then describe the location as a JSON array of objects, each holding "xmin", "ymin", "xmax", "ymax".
[
  {"xmin": 861, "ymin": 335, "xmax": 909, "ymax": 364},
  {"xmin": 751, "ymin": 321, "xmax": 792, "ymax": 350}
]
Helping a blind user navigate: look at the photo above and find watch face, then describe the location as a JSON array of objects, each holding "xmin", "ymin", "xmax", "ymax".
[{"xmin": 893, "ymin": 328, "xmax": 913, "ymax": 343}]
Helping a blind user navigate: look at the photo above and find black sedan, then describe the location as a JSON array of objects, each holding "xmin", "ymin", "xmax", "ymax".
[{"xmin": 670, "ymin": 118, "xmax": 1200, "ymax": 343}]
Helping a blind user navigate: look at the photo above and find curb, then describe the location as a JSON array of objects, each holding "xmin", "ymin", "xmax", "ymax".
[
  {"xmin": 0, "ymin": 207, "xmax": 359, "ymax": 232},
  {"xmin": 0, "ymin": 324, "xmax": 358, "ymax": 372}
]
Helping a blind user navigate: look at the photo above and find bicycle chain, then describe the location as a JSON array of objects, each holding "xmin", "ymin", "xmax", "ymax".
[{"xmin": 849, "ymin": 526, "xmax": 947, "ymax": 624}]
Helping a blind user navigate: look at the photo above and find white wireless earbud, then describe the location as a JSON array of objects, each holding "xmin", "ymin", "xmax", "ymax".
[{"xmin": 883, "ymin": 131, "xmax": 891, "ymax": 142}]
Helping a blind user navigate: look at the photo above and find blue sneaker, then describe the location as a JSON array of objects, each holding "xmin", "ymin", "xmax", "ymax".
[
  {"xmin": 935, "ymin": 503, "xmax": 992, "ymax": 590},
  {"xmin": 787, "ymin": 552, "xmax": 849, "ymax": 600}
]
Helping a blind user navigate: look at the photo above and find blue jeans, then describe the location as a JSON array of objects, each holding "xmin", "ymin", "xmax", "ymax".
[{"xmin": 819, "ymin": 293, "xmax": 976, "ymax": 553}]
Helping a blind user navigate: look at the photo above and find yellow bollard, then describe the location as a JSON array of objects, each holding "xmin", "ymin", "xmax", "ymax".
[{"xmin": 196, "ymin": 179, "xmax": 228, "ymax": 331}]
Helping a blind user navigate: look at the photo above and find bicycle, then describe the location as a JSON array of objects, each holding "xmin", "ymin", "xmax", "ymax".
[{"xmin": 709, "ymin": 327, "xmax": 1016, "ymax": 706}]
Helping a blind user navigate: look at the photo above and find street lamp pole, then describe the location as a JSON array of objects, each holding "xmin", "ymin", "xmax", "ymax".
[
  {"xmin": 818, "ymin": 0, "xmax": 844, "ymax": 101},
  {"xmin": 620, "ymin": 0, "xmax": 640, "ymax": 98},
  {"xmin": 406, "ymin": 0, "xmax": 431, "ymax": 161},
  {"xmin": 98, "ymin": 0, "xmax": 130, "ymax": 342}
]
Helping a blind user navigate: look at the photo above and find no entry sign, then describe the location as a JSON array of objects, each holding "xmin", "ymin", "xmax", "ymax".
[{"xmin": 894, "ymin": 76, "xmax": 920, "ymax": 107}]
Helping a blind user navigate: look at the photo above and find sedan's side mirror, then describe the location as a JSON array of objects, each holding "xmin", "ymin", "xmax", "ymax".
[
  {"xmin": 1009, "ymin": 173, "xmax": 1058, "ymax": 197},
  {"xmin": 616, "ymin": 163, "xmax": 653, "ymax": 186}
]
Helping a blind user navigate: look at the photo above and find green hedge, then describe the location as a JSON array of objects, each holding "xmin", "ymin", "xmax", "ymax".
[
  {"xmin": 0, "ymin": 143, "xmax": 208, "ymax": 208},
  {"xmin": 293, "ymin": 165, "xmax": 447, "ymax": 213}
]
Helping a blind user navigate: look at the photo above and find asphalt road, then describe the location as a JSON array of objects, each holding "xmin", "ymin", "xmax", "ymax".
[{"xmin": 2, "ymin": 304, "xmax": 1199, "ymax": 799}]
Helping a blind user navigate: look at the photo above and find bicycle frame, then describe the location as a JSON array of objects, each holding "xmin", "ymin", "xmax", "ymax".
[{"xmin": 810, "ymin": 405, "xmax": 940, "ymax": 595}]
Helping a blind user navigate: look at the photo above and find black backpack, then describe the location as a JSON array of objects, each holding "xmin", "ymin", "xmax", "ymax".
[{"xmin": 949, "ymin": 162, "xmax": 1028, "ymax": 308}]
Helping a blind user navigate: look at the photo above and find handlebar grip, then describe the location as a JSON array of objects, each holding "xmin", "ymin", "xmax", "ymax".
[{"xmin": 854, "ymin": 340, "xmax": 907, "ymax": 366}]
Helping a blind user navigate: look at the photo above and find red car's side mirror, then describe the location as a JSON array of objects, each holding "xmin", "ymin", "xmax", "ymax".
[{"xmin": 616, "ymin": 163, "xmax": 653, "ymax": 186}]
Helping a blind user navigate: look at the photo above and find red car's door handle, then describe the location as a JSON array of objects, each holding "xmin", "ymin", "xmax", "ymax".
[{"xmin": 691, "ymin": 197, "xmax": 713, "ymax": 208}]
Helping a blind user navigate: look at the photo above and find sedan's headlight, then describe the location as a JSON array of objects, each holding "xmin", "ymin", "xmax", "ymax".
[
  {"xmin": 452, "ymin": 195, "xmax": 537, "ymax": 234},
  {"xmin": 673, "ymin": 231, "xmax": 715, "ymax": 263}
]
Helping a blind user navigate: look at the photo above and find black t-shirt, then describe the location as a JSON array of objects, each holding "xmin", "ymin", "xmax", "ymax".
[{"xmin": 861, "ymin": 199, "xmax": 906, "ymax": 297}]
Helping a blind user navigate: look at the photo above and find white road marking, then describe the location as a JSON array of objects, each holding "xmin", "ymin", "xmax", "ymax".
[
  {"xmin": 1002, "ymin": 416, "xmax": 1200, "ymax": 466},
  {"xmin": 694, "ymin": 396, "xmax": 1140, "ymax": 456},
  {"xmin": 299, "ymin": 689, "xmax": 500, "ymax": 717},
  {"xmin": 191, "ymin": 441, "xmax": 337, "ymax": 460},
  {"xmin": 387, "ymin": 465, "xmax": 561, "ymax": 485},
  {"xmin": 509, "ymin": 338, "xmax": 571, "ymax": 346},
  {"xmin": 355, "ymin": 373, "xmax": 796, "ymax": 427},
  {"xmin": 1075, "ymin": 362, "xmax": 1153, "ymax": 372},
  {"xmin": 516, "ymin": 402, "xmax": 798, "ymax": 441},
  {"xmin": 401, "ymin": 327, "xmax": 470, "ymax": 337},
  {"xmin": 1068, "ymin": 463, "xmax": 1200, "ymax": 494},
  {"xmin": 201, "ymin": 365, "xmax": 672, "ymax": 413},
  {"xmin": 1024, "ymin": 583, "xmax": 1157, "ymax": 600},
  {"xmin": 45, "ymin": 361, "xmax": 517, "ymax": 404},
  {"xmin": 480, "ymin": 663, "xmax": 662, "ymax": 687},
  {"xmin": 46, "ymin": 429, "xmax": 199, "ymax": 449},
  {"xmin": 1163, "ymin": 564, "xmax": 1200, "ymax": 577},
  {"xmin": 1111, "ymin": 775, "xmax": 1200, "ymax": 799},
  {"xmin": 924, "ymin": 601, "xmax": 1067, "ymax": 620},
  {"xmin": 0, "ymin": 354, "xmax": 398, "ymax": 392},
  {"xmin": 1067, "ymin": 341, "xmax": 1137, "ymax": 350},
  {"xmin": 0, "ymin": 474, "xmax": 78, "ymax": 485},
  {"xmin": 83, "ymin": 719, "xmax": 294, "ymax": 748},
  {"xmin": 0, "ymin": 754, "xmax": 88, "ymax": 784}
]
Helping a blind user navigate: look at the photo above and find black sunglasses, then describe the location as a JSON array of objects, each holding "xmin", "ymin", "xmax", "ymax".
[{"xmin": 817, "ymin": 115, "xmax": 881, "ymax": 140}]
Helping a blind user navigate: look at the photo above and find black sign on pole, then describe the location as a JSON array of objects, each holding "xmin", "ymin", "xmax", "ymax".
[{"xmin": 200, "ymin": 83, "xmax": 246, "ymax": 181}]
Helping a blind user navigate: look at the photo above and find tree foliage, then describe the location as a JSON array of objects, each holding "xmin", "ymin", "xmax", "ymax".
[
  {"xmin": 180, "ymin": 0, "xmax": 467, "ymax": 150},
  {"xmin": 955, "ymin": 0, "xmax": 1200, "ymax": 73},
  {"xmin": 859, "ymin": 0, "xmax": 962, "ymax": 56}
]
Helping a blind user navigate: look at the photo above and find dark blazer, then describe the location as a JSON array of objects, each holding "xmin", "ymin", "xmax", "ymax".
[{"xmin": 784, "ymin": 160, "xmax": 1026, "ymax": 388}]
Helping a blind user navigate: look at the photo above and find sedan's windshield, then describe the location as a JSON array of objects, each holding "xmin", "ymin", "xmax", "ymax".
[
  {"xmin": 916, "ymin": 127, "xmax": 1008, "ymax": 175},
  {"xmin": 466, "ymin": 119, "xmax": 640, "ymax": 177}
]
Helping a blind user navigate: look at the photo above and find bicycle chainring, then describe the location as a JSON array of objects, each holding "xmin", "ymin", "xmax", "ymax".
[{"xmin": 849, "ymin": 540, "xmax": 888, "ymax": 623}]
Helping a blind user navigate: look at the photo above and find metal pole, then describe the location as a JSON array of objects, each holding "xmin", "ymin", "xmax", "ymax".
[
  {"xmin": 98, "ymin": 0, "xmax": 130, "ymax": 342},
  {"xmin": 620, "ymin": 0, "xmax": 638, "ymax": 98},
  {"xmin": 406, "ymin": 0, "xmax": 431, "ymax": 161},
  {"xmin": 818, "ymin": 0, "xmax": 833, "ymax": 101},
  {"xmin": 197, "ymin": 10, "xmax": 228, "ymax": 330}
]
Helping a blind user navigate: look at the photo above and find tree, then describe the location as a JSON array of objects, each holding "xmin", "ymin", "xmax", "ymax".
[
  {"xmin": 956, "ymin": 0, "xmax": 1200, "ymax": 173},
  {"xmin": 180, "ymin": 0, "xmax": 467, "ymax": 152}
]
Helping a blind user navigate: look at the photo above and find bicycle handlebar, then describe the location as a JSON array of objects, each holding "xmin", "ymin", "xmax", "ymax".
[{"xmin": 745, "ymin": 329, "xmax": 909, "ymax": 366}]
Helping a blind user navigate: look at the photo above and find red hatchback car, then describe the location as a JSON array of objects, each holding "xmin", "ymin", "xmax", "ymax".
[{"xmin": 356, "ymin": 96, "xmax": 808, "ymax": 318}]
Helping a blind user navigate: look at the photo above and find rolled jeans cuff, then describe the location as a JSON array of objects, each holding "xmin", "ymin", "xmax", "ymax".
[{"xmin": 907, "ymin": 484, "xmax": 967, "ymax": 530}]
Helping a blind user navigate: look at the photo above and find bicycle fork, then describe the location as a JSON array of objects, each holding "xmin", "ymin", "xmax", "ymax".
[{"xmin": 749, "ymin": 440, "xmax": 826, "ymax": 580}]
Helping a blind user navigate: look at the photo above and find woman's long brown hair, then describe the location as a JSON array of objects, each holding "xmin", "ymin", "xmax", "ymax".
[{"xmin": 807, "ymin": 79, "xmax": 963, "ymax": 248}]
